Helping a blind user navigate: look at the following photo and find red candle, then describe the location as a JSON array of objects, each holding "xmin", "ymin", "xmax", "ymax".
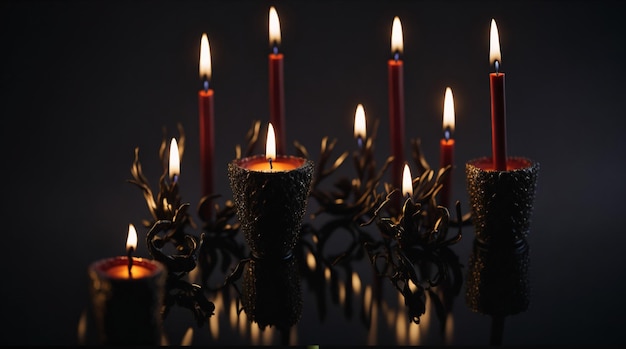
[
  {"xmin": 269, "ymin": 6, "xmax": 286, "ymax": 155},
  {"xmin": 198, "ymin": 33, "xmax": 215, "ymax": 199},
  {"xmin": 388, "ymin": 16, "xmax": 405, "ymax": 193},
  {"xmin": 489, "ymin": 19, "xmax": 507, "ymax": 171},
  {"xmin": 439, "ymin": 87, "xmax": 455, "ymax": 209}
]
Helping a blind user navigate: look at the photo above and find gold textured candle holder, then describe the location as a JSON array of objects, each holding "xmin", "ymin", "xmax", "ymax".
[
  {"xmin": 465, "ymin": 156, "xmax": 539, "ymax": 245},
  {"xmin": 228, "ymin": 155, "xmax": 314, "ymax": 259}
]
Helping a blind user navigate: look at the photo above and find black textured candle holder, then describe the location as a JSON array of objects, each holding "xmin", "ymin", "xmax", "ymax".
[
  {"xmin": 228, "ymin": 155, "xmax": 314, "ymax": 259},
  {"xmin": 465, "ymin": 156, "xmax": 539, "ymax": 245},
  {"xmin": 88, "ymin": 257, "xmax": 167, "ymax": 345},
  {"xmin": 465, "ymin": 237, "xmax": 530, "ymax": 316},
  {"xmin": 241, "ymin": 254, "xmax": 303, "ymax": 331}
]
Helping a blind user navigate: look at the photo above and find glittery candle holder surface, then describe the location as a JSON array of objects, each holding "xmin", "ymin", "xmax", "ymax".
[
  {"xmin": 465, "ymin": 157, "xmax": 539, "ymax": 245},
  {"xmin": 88, "ymin": 256, "xmax": 167, "ymax": 345},
  {"xmin": 228, "ymin": 155, "xmax": 314, "ymax": 259}
]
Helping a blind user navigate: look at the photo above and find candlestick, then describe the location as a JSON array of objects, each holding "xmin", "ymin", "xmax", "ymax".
[
  {"xmin": 269, "ymin": 6, "xmax": 286, "ymax": 155},
  {"xmin": 489, "ymin": 19, "xmax": 507, "ymax": 171},
  {"xmin": 439, "ymin": 87, "xmax": 455, "ymax": 209},
  {"xmin": 199, "ymin": 33, "xmax": 215, "ymax": 212},
  {"xmin": 88, "ymin": 227, "xmax": 167, "ymax": 345},
  {"xmin": 228, "ymin": 123, "xmax": 313, "ymax": 258},
  {"xmin": 388, "ymin": 16, "xmax": 406, "ymax": 194}
]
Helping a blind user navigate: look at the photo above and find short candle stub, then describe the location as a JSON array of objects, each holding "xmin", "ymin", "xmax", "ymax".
[
  {"xmin": 465, "ymin": 238, "xmax": 530, "ymax": 316},
  {"xmin": 88, "ymin": 256, "xmax": 166, "ymax": 345},
  {"xmin": 465, "ymin": 156, "xmax": 539, "ymax": 246},
  {"xmin": 228, "ymin": 155, "xmax": 314, "ymax": 259}
]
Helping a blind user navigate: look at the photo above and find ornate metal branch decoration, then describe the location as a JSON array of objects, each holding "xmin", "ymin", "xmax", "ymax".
[
  {"xmin": 294, "ymin": 118, "xmax": 392, "ymax": 224},
  {"xmin": 127, "ymin": 123, "xmax": 215, "ymax": 327}
]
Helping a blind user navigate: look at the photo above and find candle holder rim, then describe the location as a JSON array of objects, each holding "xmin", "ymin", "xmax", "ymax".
[
  {"xmin": 231, "ymin": 154, "xmax": 313, "ymax": 172},
  {"xmin": 466, "ymin": 156, "xmax": 538, "ymax": 173},
  {"xmin": 89, "ymin": 256, "xmax": 166, "ymax": 280}
]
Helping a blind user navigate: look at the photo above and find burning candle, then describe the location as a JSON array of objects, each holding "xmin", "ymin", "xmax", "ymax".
[
  {"xmin": 169, "ymin": 138, "xmax": 180, "ymax": 183},
  {"xmin": 402, "ymin": 163, "xmax": 413, "ymax": 200},
  {"xmin": 239, "ymin": 123, "xmax": 303, "ymax": 172},
  {"xmin": 439, "ymin": 87, "xmax": 455, "ymax": 208},
  {"xmin": 388, "ymin": 16, "xmax": 406, "ymax": 192},
  {"xmin": 354, "ymin": 103, "xmax": 366, "ymax": 150},
  {"xmin": 489, "ymin": 19, "xmax": 507, "ymax": 171},
  {"xmin": 269, "ymin": 6, "xmax": 286, "ymax": 155},
  {"xmin": 228, "ymin": 122, "xmax": 314, "ymax": 258},
  {"xmin": 198, "ymin": 33, "xmax": 215, "ymax": 198},
  {"xmin": 87, "ymin": 226, "xmax": 167, "ymax": 344}
]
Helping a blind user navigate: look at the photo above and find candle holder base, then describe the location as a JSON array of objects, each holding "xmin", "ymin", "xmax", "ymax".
[{"xmin": 465, "ymin": 237, "xmax": 530, "ymax": 316}]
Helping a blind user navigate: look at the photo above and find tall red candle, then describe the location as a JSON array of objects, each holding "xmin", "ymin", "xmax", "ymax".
[
  {"xmin": 388, "ymin": 16, "xmax": 405, "ymax": 194},
  {"xmin": 199, "ymin": 33, "xmax": 215, "ymax": 202},
  {"xmin": 269, "ymin": 6, "xmax": 286, "ymax": 155},
  {"xmin": 439, "ymin": 87, "xmax": 455, "ymax": 209},
  {"xmin": 489, "ymin": 19, "xmax": 507, "ymax": 171}
]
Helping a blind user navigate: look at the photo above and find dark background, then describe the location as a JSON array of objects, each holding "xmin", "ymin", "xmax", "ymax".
[{"xmin": 1, "ymin": 0, "xmax": 625, "ymax": 345}]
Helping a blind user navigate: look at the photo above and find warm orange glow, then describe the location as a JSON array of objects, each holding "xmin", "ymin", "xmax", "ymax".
[
  {"xmin": 354, "ymin": 104, "xmax": 366, "ymax": 140},
  {"xmin": 126, "ymin": 223, "xmax": 137, "ymax": 252},
  {"xmin": 391, "ymin": 16, "xmax": 403, "ymax": 55},
  {"xmin": 269, "ymin": 6, "xmax": 281, "ymax": 47},
  {"xmin": 181, "ymin": 327, "xmax": 194, "ymax": 346},
  {"xmin": 199, "ymin": 33, "xmax": 212, "ymax": 80},
  {"xmin": 489, "ymin": 19, "xmax": 501, "ymax": 68},
  {"xmin": 169, "ymin": 138, "xmax": 180, "ymax": 181},
  {"xmin": 352, "ymin": 271, "xmax": 361, "ymax": 295},
  {"xmin": 402, "ymin": 163, "xmax": 413, "ymax": 198},
  {"xmin": 107, "ymin": 264, "xmax": 152, "ymax": 278},
  {"xmin": 443, "ymin": 87, "xmax": 455, "ymax": 134}
]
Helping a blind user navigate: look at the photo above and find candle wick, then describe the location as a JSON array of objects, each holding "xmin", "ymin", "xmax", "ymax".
[
  {"xmin": 444, "ymin": 128, "xmax": 451, "ymax": 141},
  {"xmin": 127, "ymin": 248, "xmax": 134, "ymax": 278},
  {"xmin": 494, "ymin": 60, "xmax": 500, "ymax": 75},
  {"xmin": 357, "ymin": 136, "xmax": 364, "ymax": 150},
  {"xmin": 393, "ymin": 51, "xmax": 400, "ymax": 62},
  {"xmin": 272, "ymin": 44, "xmax": 279, "ymax": 55},
  {"xmin": 203, "ymin": 78, "xmax": 209, "ymax": 92},
  {"xmin": 268, "ymin": 158, "xmax": 273, "ymax": 170}
]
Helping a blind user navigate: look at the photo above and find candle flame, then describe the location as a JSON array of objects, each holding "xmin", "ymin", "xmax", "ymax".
[
  {"xmin": 266, "ymin": 123, "xmax": 276, "ymax": 160},
  {"xmin": 169, "ymin": 138, "xmax": 180, "ymax": 181},
  {"xmin": 126, "ymin": 223, "xmax": 138, "ymax": 252},
  {"xmin": 391, "ymin": 16, "xmax": 403, "ymax": 55},
  {"xmin": 269, "ymin": 6, "xmax": 281, "ymax": 48},
  {"xmin": 199, "ymin": 33, "xmax": 212, "ymax": 81},
  {"xmin": 489, "ymin": 19, "xmax": 502, "ymax": 69},
  {"xmin": 402, "ymin": 163, "xmax": 413, "ymax": 198},
  {"xmin": 443, "ymin": 87, "xmax": 455, "ymax": 135},
  {"xmin": 354, "ymin": 103, "xmax": 366, "ymax": 140}
]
